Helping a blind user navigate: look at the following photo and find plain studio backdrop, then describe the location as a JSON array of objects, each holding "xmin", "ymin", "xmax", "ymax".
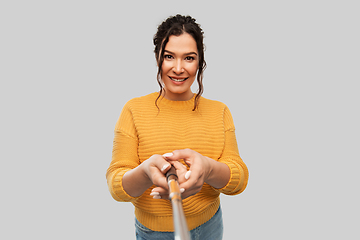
[{"xmin": 1, "ymin": 1, "xmax": 359, "ymax": 239}]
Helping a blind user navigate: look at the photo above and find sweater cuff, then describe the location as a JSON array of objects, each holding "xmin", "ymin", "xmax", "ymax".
[
  {"xmin": 107, "ymin": 169, "xmax": 139, "ymax": 202},
  {"xmin": 215, "ymin": 161, "xmax": 245, "ymax": 195}
]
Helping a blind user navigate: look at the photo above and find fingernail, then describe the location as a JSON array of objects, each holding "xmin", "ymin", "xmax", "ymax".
[
  {"xmin": 153, "ymin": 195, "xmax": 161, "ymax": 199},
  {"xmin": 180, "ymin": 188, "xmax": 185, "ymax": 193},
  {"xmin": 150, "ymin": 191, "xmax": 160, "ymax": 196},
  {"xmin": 161, "ymin": 163, "xmax": 170, "ymax": 172},
  {"xmin": 163, "ymin": 153, "xmax": 173, "ymax": 158},
  {"xmin": 185, "ymin": 170, "xmax": 191, "ymax": 180}
]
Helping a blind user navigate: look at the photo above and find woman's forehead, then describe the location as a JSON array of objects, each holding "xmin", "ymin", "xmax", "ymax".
[{"xmin": 165, "ymin": 33, "xmax": 198, "ymax": 54}]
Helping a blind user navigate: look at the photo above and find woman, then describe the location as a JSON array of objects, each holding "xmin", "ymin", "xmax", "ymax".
[{"xmin": 106, "ymin": 14, "xmax": 249, "ymax": 240}]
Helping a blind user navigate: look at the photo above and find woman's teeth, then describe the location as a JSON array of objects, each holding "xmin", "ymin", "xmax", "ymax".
[{"xmin": 170, "ymin": 77, "xmax": 187, "ymax": 82}]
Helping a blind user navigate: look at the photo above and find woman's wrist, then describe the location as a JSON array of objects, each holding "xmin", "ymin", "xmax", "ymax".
[
  {"xmin": 123, "ymin": 164, "xmax": 153, "ymax": 198},
  {"xmin": 205, "ymin": 158, "xmax": 230, "ymax": 189}
]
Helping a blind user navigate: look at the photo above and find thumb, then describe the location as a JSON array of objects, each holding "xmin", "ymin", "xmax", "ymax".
[
  {"xmin": 147, "ymin": 154, "xmax": 171, "ymax": 174},
  {"xmin": 160, "ymin": 162, "xmax": 171, "ymax": 173}
]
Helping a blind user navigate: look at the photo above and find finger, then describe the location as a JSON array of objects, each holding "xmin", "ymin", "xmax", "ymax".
[
  {"xmin": 157, "ymin": 166, "xmax": 172, "ymax": 189},
  {"xmin": 150, "ymin": 187, "xmax": 169, "ymax": 199},
  {"xmin": 160, "ymin": 163, "xmax": 171, "ymax": 172},
  {"xmin": 149, "ymin": 156, "xmax": 172, "ymax": 188},
  {"xmin": 152, "ymin": 186, "xmax": 167, "ymax": 193},
  {"xmin": 166, "ymin": 161, "xmax": 189, "ymax": 184},
  {"xmin": 162, "ymin": 152, "xmax": 174, "ymax": 158},
  {"xmin": 169, "ymin": 160, "xmax": 188, "ymax": 171},
  {"xmin": 163, "ymin": 149, "xmax": 194, "ymax": 162},
  {"xmin": 149, "ymin": 154, "xmax": 171, "ymax": 173},
  {"xmin": 150, "ymin": 173, "xmax": 169, "ymax": 190},
  {"xmin": 178, "ymin": 179, "xmax": 194, "ymax": 191},
  {"xmin": 178, "ymin": 170, "xmax": 203, "ymax": 192},
  {"xmin": 153, "ymin": 185, "xmax": 185, "ymax": 200},
  {"xmin": 185, "ymin": 170, "xmax": 191, "ymax": 180}
]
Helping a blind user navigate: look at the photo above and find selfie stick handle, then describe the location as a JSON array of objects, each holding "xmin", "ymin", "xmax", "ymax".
[{"xmin": 166, "ymin": 166, "xmax": 191, "ymax": 240}]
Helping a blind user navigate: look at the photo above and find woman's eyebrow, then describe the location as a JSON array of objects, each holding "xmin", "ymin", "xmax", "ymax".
[{"xmin": 164, "ymin": 50, "xmax": 198, "ymax": 56}]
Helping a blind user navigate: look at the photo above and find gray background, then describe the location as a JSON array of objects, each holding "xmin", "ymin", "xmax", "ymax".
[{"xmin": 1, "ymin": 0, "xmax": 359, "ymax": 239}]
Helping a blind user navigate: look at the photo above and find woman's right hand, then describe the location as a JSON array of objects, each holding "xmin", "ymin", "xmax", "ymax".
[
  {"xmin": 141, "ymin": 154, "xmax": 172, "ymax": 190},
  {"xmin": 123, "ymin": 154, "xmax": 184, "ymax": 199},
  {"xmin": 122, "ymin": 154, "xmax": 172, "ymax": 198}
]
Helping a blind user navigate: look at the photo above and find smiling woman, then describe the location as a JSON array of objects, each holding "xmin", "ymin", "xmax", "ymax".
[
  {"xmin": 153, "ymin": 15, "xmax": 207, "ymax": 111},
  {"xmin": 161, "ymin": 33, "xmax": 199, "ymax": 101},
  {"xmin": 106, "ymin": 14, "xmax": 249, "ymax": 240}
]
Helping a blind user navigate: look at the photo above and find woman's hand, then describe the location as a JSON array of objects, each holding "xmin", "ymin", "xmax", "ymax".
[
  {"xmin": 122, "ymin": 154, "xmax": 172, "ymax": 198},
  {"xmin": 165, "ymin": 149, "xmax": 212, "ymax": 199},
  {"xmin": 150, "ymin": 158, "xmax": 188, "ymax": 199},
  {"xmin": 141, "ymin": 154, "xmax": 173, "ymax": 189},
  {"xmin": 161, "ymin": 149, "xmax": 230, "ymax": 199}
]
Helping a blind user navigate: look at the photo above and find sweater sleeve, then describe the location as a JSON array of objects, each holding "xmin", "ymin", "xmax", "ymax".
[
  {"xmin": 106, "ymin": 102, "xmax": 140, "ymax": 202},
  {"xmin": 215, "ymin": 106, "xmax": 249, "ymax": 195}
]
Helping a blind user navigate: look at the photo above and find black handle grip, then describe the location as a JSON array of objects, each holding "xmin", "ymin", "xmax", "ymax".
[{"xmin": 165, "ymin": 165, "xmax": 178, "ymax": 181}]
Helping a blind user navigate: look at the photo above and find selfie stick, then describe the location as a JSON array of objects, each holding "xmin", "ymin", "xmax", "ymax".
[{"xmin": 166, "ymin": 165, "xmax": 191, "ymax": 240}]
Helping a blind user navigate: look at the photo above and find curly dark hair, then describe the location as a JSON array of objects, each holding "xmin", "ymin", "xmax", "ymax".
[{"xmin": 153, "ymin": 14, "xmax": 206, "ymax": 111}]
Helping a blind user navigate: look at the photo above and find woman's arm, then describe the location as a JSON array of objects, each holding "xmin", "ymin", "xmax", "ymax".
[{"xmin": 159, "ymin": 106, "xmax": 248, "ymax": 198}]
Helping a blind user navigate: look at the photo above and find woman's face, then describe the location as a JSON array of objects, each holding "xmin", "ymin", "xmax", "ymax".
[{"xmin": 161, "ymin": 33, "xmax": 199, "ymax": 101}]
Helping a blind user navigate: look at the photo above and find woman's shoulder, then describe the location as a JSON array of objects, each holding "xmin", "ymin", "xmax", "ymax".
[
  {"xmin": 125, "ymin": 92, "xmax": 158, "ymax": 107},
  {"xmin": 199, "ymin": 95, "xmax": 228, "ymax": 110}
]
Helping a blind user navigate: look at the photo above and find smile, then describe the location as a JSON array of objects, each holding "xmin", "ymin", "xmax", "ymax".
[{"xmin": 169, "ymin": 77, "xmax": 188, "ymax": 82}]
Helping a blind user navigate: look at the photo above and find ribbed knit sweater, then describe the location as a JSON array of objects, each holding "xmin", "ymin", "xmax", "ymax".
[{"xmin": 106, "ymin": 92, "xmax": 248, "ymax": 232}]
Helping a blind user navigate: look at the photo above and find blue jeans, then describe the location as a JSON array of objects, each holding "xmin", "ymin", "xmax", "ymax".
[{"xmin": 135, "ymin": 206, "xmax": 223, "ymax": 240}]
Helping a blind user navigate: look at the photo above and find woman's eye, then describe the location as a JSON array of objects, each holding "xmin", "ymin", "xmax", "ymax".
[
  {"xmin": 185, "ymin": 56, "xmax": 195, "ymax": 61},
  {"xmin": 164, "ymin": 55, "xmax": 173, "ymax": 59}
]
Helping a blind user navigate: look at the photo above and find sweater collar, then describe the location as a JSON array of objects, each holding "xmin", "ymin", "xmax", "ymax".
[{"xmin": 152, "ymin": 92, "xmax": 197, "ymax": 109}]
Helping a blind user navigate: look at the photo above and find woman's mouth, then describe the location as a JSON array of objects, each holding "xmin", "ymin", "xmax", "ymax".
[{"xmin": 169, "ymin": 77, "xmax": 188, "ymax": 82}]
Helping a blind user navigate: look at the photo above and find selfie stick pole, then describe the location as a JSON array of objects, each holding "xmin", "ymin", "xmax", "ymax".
[{"xmin": 166, "ymin": 166, "xmax": 191, "ymax": 240}]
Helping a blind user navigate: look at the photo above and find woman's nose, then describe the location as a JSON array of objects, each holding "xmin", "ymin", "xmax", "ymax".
[{"xmin": 172, "ymin": 60, "xmax": 184, "ymax": 74}]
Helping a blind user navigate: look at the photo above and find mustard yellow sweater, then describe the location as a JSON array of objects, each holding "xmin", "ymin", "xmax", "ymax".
[{"xmin": 106, "ymin": 92, "xmax": 248, "ymax": 232}]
